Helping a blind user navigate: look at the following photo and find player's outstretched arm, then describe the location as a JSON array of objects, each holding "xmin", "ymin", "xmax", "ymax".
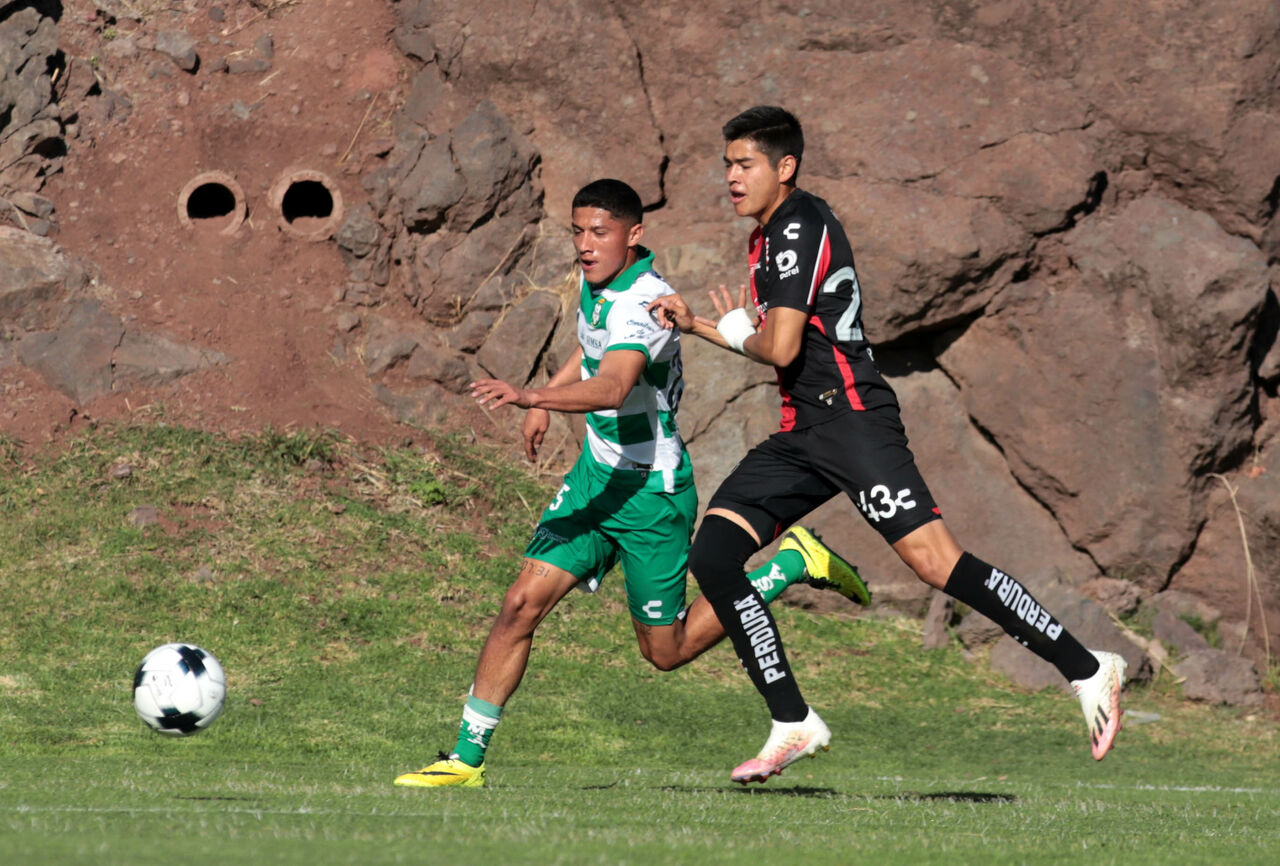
[
  {"xmin": 470, "ymin": 345, "xmax": 584, "ymax": 410},
  {"xmin": 648, "ymin": 290, "xmax": 736, "ymax": 350},
  {"xmin": 706, "ymin": 284, "xmax": 805, "ymax": 366},
  {"xmin": 656, "ymin": 284, "xmax": 804, "ymax": 367},
  {"xmin": 471, "ymin": 348, "xmax": 647, "ymax": 415}
]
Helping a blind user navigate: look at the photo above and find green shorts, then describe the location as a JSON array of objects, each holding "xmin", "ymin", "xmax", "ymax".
[{"xmin": 525, "ymin": 452, "xmax": 696, "ymax": 626}]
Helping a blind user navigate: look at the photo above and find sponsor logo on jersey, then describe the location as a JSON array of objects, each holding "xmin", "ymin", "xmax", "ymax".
[
  {"xmin": 984, "ymin": 567, "xmax": 1064, "ymax": 640},
  {"xmin": 783, "ymin": 222, "xmax": 801, "ymax": 240},
  {"xmin": 775, "ymin": 249, "xmax": 799, "ymax": 279},
  {"xmin": 733, "ymin": 594, "xmax": 787, "ymax": 683},
  {"xmin": 623, "ymin": 318, "xmax": 657, "ymax": 341}
]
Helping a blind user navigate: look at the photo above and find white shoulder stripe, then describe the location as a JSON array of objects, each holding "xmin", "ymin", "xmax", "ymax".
[{"xmin": 806, "ymin": 225, "xmax": 829, "ymax": 307}]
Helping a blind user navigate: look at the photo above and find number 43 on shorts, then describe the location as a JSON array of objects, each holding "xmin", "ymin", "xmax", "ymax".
[{"xmin": 858, "ymin": 484, "xmax": 917, "ymax": 523}]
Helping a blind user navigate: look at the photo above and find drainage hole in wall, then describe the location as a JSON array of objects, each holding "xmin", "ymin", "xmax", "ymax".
[
  {"xmin": 281, "ymin": 180, "xmax": 334, "ymax": 224},
  {"xmin": 187, "ymin": 182, "xmax": 237, "ymax": 221}
]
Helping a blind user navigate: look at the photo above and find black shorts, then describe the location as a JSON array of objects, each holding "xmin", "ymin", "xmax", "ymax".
[{"xmin": 707, "ymin": 406, "xmax": 941, "ymax": 545}]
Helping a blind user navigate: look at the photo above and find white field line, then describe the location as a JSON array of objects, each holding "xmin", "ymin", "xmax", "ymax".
[
  {"xmin": 2, "ymin": 804, "xmax": 422, "ymax": 818},
  {"xmin": 1076, "ymin": 783, "xmax": 1274, "ymax": 794},
  {"xmin": 868, "ymin": 776, "xmax": 1278, "ymax": 796}
]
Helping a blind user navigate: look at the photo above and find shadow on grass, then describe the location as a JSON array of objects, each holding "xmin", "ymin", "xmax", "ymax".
[
  {"xmin": 728, "ymin": 786, "xmax": 842, "ymax": 797},
  {"xmin": 573, "ymin": 781, "xmax": 847, "ymax": 796},
  {"xmin": 641, "ymin": 785, "xmax": 843, "ymax": 797},
  {"xmin": 881, "ymin": 791, "xmax": 1016, "ymax": 803},
  {"xmin": 618, "ymin": 784, "xmax": 1015, "ymax": 802}
]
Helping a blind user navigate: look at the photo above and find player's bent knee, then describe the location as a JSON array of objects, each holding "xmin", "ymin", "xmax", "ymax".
[
  {"xmin": 903, "ymin": 548, "xmax": 960, "ymax": 589},
  {"xmin": 688, "ymin": 514, "xmax": 760, "ymax": 602},
  {"xmin": 642, "ymin": 646, "xmax": 682, "ymax": 672},
  {"xmin": 896, "ymin": 548, "xmax": 945, "ymax": 588},
  {"xmin": 892, "ymin": 522, "xmax": 962, "ymax": 589},
  {"xmin": 635, "ymin": 625, "xmax": 684, "ymax": 671},
  {"xmin": 494, "ymin": 588, "xmax": 551, "ymax": 635}
]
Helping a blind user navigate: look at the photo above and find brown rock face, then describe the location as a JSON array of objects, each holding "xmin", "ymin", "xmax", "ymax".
[
  {"xmin": 940, "ymin": 196, "xmax": 1267, "ymax": 586},
  {"xmin": 382, "ymin": 99, "xmax": 543, "ymax": 324},
  {"xmin": 0, "ymin": 1, "xmax": 1276, "ymax": 659},
  {"xmin": 377, "ymin": 0, "xmax": 1278, "ymax": 653},
  {"xmin": 0, "ymin": 5, "xmax": 62, "ymax": 202}
]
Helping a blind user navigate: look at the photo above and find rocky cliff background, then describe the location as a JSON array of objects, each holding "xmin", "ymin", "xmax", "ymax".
[{"xmin": 1, "ymin": 0, "xmax": 1278, "ymax": 700}]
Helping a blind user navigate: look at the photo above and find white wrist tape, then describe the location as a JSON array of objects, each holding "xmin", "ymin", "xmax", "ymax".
[{"xmin": 716, "ymin": 308, "xmax": 755, "ymax": 354}]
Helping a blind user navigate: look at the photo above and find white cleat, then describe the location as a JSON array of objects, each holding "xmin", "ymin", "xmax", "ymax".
[
  {"xmin": 730, "ymin": 707, "xmax": 832, "ymax": 784},
  {"xmin": 1071, "ymin": 649, "xmax": 1127, "ymax": 761}
]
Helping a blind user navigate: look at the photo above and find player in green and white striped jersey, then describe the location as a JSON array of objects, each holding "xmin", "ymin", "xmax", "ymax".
[
  {"xmin": 394, "ymin": 180, "xmax": 867, "ymax": 789},
  {"xmin": 575, "ymin": 235, "xmax": 688, "ymax": 496}
]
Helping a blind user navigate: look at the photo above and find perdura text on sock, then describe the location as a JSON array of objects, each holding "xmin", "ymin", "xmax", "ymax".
[
  {"xmin": 734, "ymin": 594, "xmax": 787, "ymax": 683},
  {"xmin": 984, "ymin": 567, "xmax": 1063, "ymax": 639}
]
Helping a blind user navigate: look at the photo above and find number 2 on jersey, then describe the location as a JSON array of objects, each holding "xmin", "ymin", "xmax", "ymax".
[{"xmin": 821, "ymin": 266, "xmax": 864, "ymax": 342}]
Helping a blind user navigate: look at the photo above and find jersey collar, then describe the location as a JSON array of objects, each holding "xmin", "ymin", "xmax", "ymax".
[{"xmin": 762, "ymin": 188, "xmax": 803, "ymax": 228}]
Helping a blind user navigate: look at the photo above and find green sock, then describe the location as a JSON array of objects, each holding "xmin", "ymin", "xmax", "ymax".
[
  {"xmin": 451, "ymin": 694, "xmax": 503, "ymax": 767},
  {"xmin": 746, "ymin": 549, "xmax": 806, "ymax": 604}
]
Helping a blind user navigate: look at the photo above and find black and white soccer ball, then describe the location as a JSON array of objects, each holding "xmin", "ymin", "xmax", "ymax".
[{"xmin": 132, "ymin": 643, "xmax": 227, "ymax": 736}]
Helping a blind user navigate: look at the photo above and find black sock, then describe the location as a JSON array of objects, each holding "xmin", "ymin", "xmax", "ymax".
[
  {"xmin": 689, "ymin": 515, "xmax": 808, "ymax": 722},
  {"xmin": 943, "ymin": 552, "xmax": 1099, "ymax": 682}
]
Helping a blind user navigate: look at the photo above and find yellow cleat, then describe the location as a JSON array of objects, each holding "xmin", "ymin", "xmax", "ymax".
[
  {"xmin": 780, "ymin": 526, "xmax": 871, "ymax": 606},
  {"xmin": 394, "ymin": 753, "xmax": 486, "ymax": 788}
]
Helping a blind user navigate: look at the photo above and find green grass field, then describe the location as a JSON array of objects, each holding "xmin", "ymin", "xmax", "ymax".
[{"xmin": 1, "ymin": 424, "xmax": 1277, "ymax": 865}]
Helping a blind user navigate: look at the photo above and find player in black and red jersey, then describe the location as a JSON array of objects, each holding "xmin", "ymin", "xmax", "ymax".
[{"xmin": 650, "ymin": 105, "xmax": 1127, "ymax": 784}]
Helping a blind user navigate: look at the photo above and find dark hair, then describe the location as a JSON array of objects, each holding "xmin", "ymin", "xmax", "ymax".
[
  {"xmin": 572, "ymin": 178, "xmax": 643, "ymax": 225},
  {"xmin": 722, "ymin": 105, "xmax": 804, "ymax": 177}
]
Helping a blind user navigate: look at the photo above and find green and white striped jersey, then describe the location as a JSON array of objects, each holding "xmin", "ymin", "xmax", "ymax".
[{"xmin": 576, "ymin": 248, "xmax": 690, "ymax": 490}]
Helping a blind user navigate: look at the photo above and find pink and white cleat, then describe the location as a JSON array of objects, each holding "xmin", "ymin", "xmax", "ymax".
[
  {"xmin": 731, "ymin": 707, "xmax": 832, "ymax": 784},
  {"xmin": 1071, "ymin": 649, "xmax": 1127, "ymax": 761}
]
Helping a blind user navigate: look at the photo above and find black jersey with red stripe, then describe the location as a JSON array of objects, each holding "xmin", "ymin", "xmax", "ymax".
[{"xmin": 747, "ymin": 188, "xmax": 897, "ymax": 430}]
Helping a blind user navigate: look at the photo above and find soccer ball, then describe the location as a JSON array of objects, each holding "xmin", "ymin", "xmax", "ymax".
[{"xmin": 132, "ymin": 643, "xmax": 227, "ymax": 736}]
